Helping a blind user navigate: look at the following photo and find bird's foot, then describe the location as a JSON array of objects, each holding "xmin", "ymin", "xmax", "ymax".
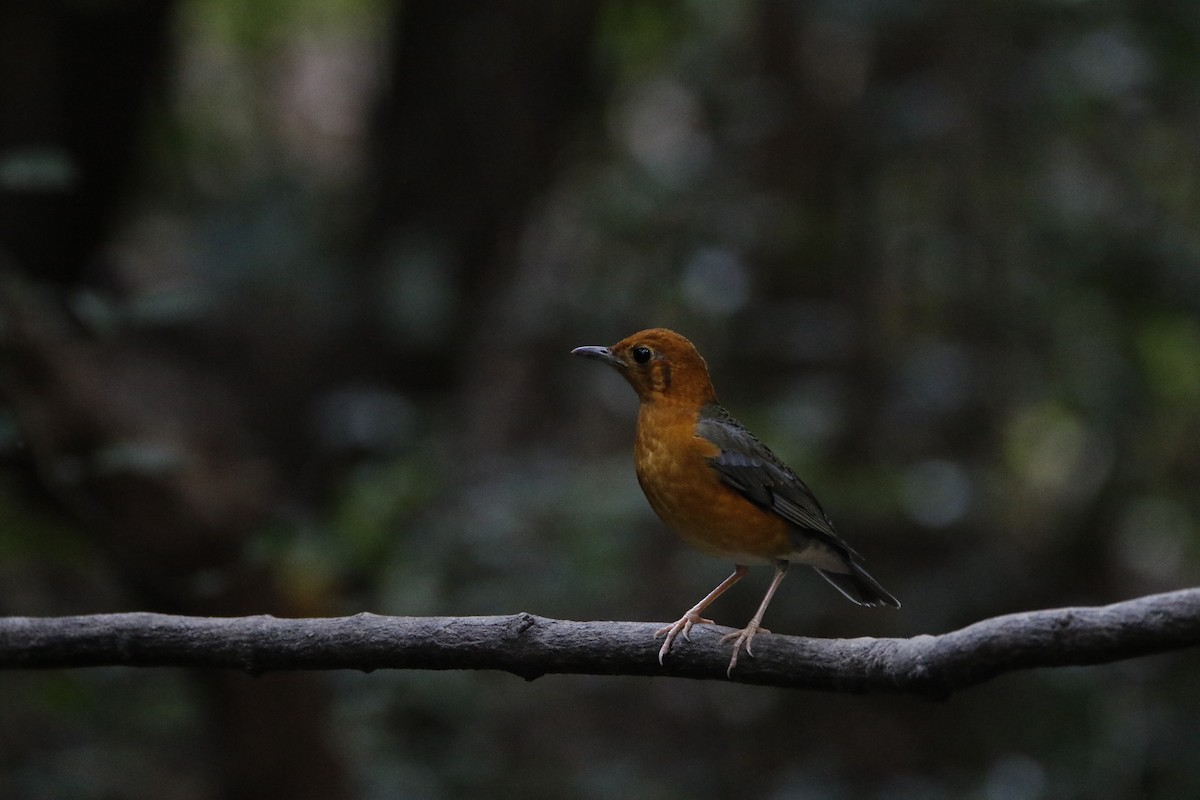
[
  {"xmin": 720, "ymin": 622, "xmax": 770, "ymax": 677},
  {"xmin": 654, "ymin": 612, "xmax": 715, "ymax": 664}
]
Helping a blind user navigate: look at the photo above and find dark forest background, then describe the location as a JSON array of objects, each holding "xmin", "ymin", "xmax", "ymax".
[{"xmin": 2, "ymin": 1, "xmax": 1199, "ymax": 798}]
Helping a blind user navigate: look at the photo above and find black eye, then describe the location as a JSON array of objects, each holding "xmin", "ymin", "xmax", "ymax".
[{"xmin": 631, "ymin": 346, "xmax": 652, "ymax": 364}]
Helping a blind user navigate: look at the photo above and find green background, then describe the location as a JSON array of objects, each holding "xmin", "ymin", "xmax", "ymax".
[{"xmin": 1, "ymin": 1, "xmax": 1198, "ymax": 797}]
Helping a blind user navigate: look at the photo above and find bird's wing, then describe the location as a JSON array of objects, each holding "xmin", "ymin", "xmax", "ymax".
[{"xmin": 695, "ymin": 402, "xmax": 863, "ymax": 561}]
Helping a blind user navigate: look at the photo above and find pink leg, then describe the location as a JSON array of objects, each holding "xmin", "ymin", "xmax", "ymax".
[
  {"xmin": 655, "ymin": 565, "xmax": 748, "ymax": 664},
  {"xmin": 722, "ymin": 560, "xmax": 789, "ymax": 676}
]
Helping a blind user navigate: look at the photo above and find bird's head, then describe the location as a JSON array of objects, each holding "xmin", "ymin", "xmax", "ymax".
[{"xmin": 572, "ymin": 328, "xmax": 717, "ymax": 405}]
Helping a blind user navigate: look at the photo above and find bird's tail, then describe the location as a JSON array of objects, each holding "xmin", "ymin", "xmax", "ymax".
[{"xmin": 815, "ymin": 562, "xmax": 900, "ymax": 609}]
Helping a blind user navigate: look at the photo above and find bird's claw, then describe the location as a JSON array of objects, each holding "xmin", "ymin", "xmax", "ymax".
[
  {"xmin": 719, "ymin": 623, "xmax": 770, "ymax": 676},
  {"xmin": 655, "ymin": 612, "xmax": 715, "ymax": 664}
]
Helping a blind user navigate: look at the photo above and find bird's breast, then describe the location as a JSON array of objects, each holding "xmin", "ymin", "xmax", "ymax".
[{"xmin": 634, "ymin": 405, "xmax": 793, "ymax": 565}]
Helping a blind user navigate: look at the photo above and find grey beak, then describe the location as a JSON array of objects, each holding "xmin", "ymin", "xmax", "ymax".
[{"xmin": 571, "ymin": 345, "xmax": 623, "ymax": 368}]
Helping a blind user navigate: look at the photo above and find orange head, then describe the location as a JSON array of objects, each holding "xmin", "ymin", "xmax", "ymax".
[{"xmin": 572, "ymin": 328, "xmax": 717, "ymax": 406}]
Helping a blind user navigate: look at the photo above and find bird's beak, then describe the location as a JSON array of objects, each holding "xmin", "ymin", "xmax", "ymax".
[{"xmin": 571, "ymin": 345, "xmax": 623, "ymax": 369}]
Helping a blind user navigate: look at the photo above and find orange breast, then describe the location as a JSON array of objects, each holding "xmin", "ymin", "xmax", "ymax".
[{"xmin": 634, "ymin": 403, "xmax": 793, "ymax": 565}]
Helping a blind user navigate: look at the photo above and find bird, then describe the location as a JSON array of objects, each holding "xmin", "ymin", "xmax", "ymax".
[{"xmin": 572, "ymin": 327, "xmax": 898, "ymax": 675}]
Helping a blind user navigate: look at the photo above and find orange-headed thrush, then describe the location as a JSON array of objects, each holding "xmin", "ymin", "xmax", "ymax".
[{"xmin": 573, "ymin": 328, "xmax": 899, "ymax": 674}]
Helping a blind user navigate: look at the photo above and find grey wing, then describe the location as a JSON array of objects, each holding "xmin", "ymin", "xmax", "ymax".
[
  {"xmin": 694, "ymin": 403, "xmax": 863, "ymax": 560},
  {"xmin": 696, "ymin": 403, "xmax": 900, "ymax": 608}
]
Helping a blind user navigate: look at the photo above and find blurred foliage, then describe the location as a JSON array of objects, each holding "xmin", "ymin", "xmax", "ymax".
[{"xmin": 2, "ymin": 0, "xmax": 1200, "ymax": 798}]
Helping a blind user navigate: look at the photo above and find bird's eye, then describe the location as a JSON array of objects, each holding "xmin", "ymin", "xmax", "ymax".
[{"xmin": 631, "ymin": 346, "xmax": 652, "ymax": 364}]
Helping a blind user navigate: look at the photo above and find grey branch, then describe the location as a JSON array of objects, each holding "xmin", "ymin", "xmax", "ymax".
[{"xmin": 1, "ymin": 589, "xmax": 1198, "ymax": 696}]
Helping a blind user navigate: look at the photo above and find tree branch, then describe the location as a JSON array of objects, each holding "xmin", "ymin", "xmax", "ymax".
[{"xmin": 1, "ymin": 589, "xmax": 1197, "ymax": 696}]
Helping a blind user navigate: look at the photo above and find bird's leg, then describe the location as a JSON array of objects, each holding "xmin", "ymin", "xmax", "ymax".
[
  {"xmin": 722, "ymin": 560, "xmax": 789, "ymax": 676},
  {"xmin": 655, "ymin": 565, "xmax": 748, "ymax": 664}
]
